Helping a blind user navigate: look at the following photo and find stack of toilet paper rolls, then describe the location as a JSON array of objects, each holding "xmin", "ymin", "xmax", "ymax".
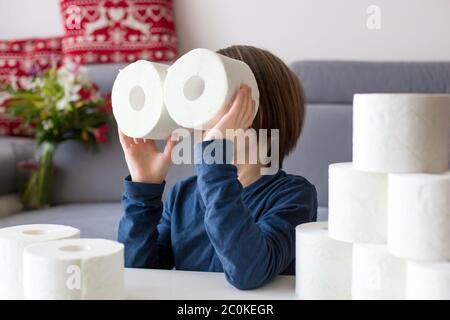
[
  {"xmin": 296, "ymin": 93, "xmax": 450, "ymax": 300},
  {"xmin": 0, "ymin": 224, "xmax": 124, "ymax": 300},
  {"xmin": 112, "ymin": 48, "xmax": 260, "ymax": 138}
]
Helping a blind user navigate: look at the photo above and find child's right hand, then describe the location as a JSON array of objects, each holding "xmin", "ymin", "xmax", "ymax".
[{"xmin": 118, "ymin": 128, "xmax": 176, "ymax": 184}]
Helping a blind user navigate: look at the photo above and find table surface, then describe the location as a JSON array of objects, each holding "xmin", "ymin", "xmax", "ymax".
[{"xmin": 125, "ymin": 268, "xmax": 295, "ymax": 300}]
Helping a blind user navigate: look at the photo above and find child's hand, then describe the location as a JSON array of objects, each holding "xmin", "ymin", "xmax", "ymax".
[
  {"xmin": 118, "ymin": 128, "xmax": 176, "ymax": 184},
  {"xmin": 204, "ymin": 85, "xmax": 256, "ymax": 141}
]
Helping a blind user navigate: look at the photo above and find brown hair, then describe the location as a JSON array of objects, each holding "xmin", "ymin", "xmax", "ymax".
[{"xmin": 217, "ymin": 45, "xmax": 305, "ymax": 165}]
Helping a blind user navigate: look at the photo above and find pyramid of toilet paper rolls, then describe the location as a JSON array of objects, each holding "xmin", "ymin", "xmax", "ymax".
[
  {"xmin": 0, "ymin": 225, "xmax": 124, "ymax": 299},
  {"xmin": 111, "ymin": 48, "xmax": 260, "ymax": 138},
  {"xmin": 296, "ymin": 94, "xmax": 450, "ymax": 300}
]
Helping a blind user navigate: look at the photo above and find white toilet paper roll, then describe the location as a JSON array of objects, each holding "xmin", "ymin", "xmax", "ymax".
[
  {"xmin": 406, "ymin": 261, "xmax": 450, "ymax": 300},
  {"xmin": 352, "ymin": 244, "xmax": 405, "ymax": 300},
  {"xmin": 112, "ymin": 60, "xmax": 179, "ymax": 139},
  {"xmin": 23, "ymin": 238, "xmax": 124, "ymax": 300},
  {"xmin": 353, "ymin": 94, "xmax": 450, "ymax": 173},
  {"xmin": 328, "ymin": 163, "xmax": 387, "ymax": 243},
  {"xmin": 0, "ymin": 224, "xmax": 80, "ymax": 299},
  {"xmin": 164, "ymin": 48, "xmax": 260, "ymax": 129},
  {"xmin": 296, "ymin": 222, "xmax": 353, "ymax": 300},
  {"xmin": 388, "ymin": 172, "xmax": 450, "ymax": 261}
]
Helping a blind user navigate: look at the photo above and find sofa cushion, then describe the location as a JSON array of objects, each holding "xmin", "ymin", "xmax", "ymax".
[
  {"xmin": 0, "ymin": 203, "xmax": 122, "ymax": 240},
  {"xmin": 291, "ymin": 61, "xmax": 450, "ymax": 104}
]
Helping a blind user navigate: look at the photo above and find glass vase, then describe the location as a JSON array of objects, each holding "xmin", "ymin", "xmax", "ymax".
[{"xmin": 20, "ymin": 141, "xmax": 56, "ymax": 209}]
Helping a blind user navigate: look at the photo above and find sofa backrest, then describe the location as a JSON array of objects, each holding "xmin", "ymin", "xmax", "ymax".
[
  {"xmin": 290, "ymin": 60, "xmax": 450, "ymax": 104},
  {"xmin": 285, "ymin": 60, "xmax": 450, "ymax": 207},
  {"xmin": 51, "ymin": 61, "xmax": 450, "ymax": 206},
  {"xmin": 51, "ymin": 121, "xmax": 194, "ymax": 204},
  {"xmin": 283, "ymin": 103, "xmax": 352, "ymax": 207}
]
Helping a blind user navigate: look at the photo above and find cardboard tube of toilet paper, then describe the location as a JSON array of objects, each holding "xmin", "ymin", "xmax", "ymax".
[
  {"xmin": 164, "ymin": 48, "xmax": 260, "ymax": 129},
  {"xmin": 296, "ymin": 222, "xmax": 352, "ymax": 300},
  {"xmin": 352, "ymin": 244, "xmax": 405, "ymax": 300},
  {"xmin": 23, "ymin": 238, "xmax": 124, "ymax": 300},
  {"xmin": 0, "ymin": 224, "xmax": 80, "ymax": 299},
  {"xmin": 112, "ymin": 60, "xmax": 179, "ymax": 139},
  {"xmin": 406, "ymin": 261, "xmax": 450, "ymax": 300},
  {"xmin": 388, "ymin": 172, "xmax": 450, "ymax": 261},
  {"xmin": 353, "ymin": 94, "xmax": 450, "ymax": 173},
  {"xmin": 328, "ymin": 163, "xmax": 388, "ymax": 243}
]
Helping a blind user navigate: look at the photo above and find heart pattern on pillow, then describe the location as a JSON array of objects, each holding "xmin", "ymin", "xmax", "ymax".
[{"xmin": 60, "ymin": 0, "xmax": 177, "ymax": 64}]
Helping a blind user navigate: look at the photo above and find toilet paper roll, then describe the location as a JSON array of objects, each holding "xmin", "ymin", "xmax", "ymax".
[
  {"xmin": 406, "ymin": 261, "xmax": 450, "ymax": 300},
  {"xmin": 164, "ymin": 48, "xmax": 260, "ymax": 129},
  {"xmin": 353, "ymin": 94, "xmax": 450, "ymax": 173},
  {"xmin": 0, "ymin": 224, "xmax": 80, "ymax": 299},
  {"xmin": 352, "ymin": 244, "xmax": 405, "ymax": 300},
  {"xmin": 388, "ymin": 172, "xmax": 450, "ymax": 261},
  {"xmin": 112, "ymin": 60, "xmax": 179, "ymax": 139},
  {"xmin": 296, "ymin": 222, "xmax": 353, "ymax": 300},
  {"xmin": 328, "ymin": 163, "xmax": 387, "ymax": 243},
  {"xmin": 23, "ymin": 238, "xmax": 124, "ymax": 300}
]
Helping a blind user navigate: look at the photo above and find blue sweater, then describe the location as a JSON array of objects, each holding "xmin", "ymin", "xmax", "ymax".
[{"xmin": 118, "ymin": 140, "xmax": 317, "ymax": 289}]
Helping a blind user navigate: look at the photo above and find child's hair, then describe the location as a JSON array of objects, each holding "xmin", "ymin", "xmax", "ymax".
[{"xmin": 217, "ymin": 45, "xmax": 305, "ymax": 165}]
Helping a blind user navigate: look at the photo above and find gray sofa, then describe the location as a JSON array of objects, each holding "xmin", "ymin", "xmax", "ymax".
[{"xmin": 1, "ymin": 61, "xmax": 450, "ymax": 239}]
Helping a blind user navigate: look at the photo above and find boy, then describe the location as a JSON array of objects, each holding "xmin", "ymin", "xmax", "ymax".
[{"xmin": 118, "ymin": 45, "xmax": 317, "ymax": 290}]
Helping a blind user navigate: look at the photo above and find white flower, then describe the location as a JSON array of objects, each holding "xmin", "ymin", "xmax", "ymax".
[
  {"xmin": 29, "ymin": 77, "xmax": 44, "ymax": 90},
  {"xmin": 61, "ymin": 58, "xmax": 77, "ymax": 72},
  {"xmin": 56, "ymin": 60, "xmax": 90, "ymax": 107},
  {"xmin": 42, "ymin": 119, "xmax": 54, "ymax": 130},
  {"xmin": 19, "ymin": 77, "xmax": 35, "ymax": 90},
  {"xmin": 56, "ymin": 96, "xmax": 69, "ymax": 110},
  {"xmin": 0, "ymin": 92, "xmax": 10, "ymax": 105},
  {"xmin": 57, "ymin": 66, "xmax": 76, "ymax": 85},
  {"xmin": 70, "ymin": 91, "xmax": 81, "ymax": 102}
]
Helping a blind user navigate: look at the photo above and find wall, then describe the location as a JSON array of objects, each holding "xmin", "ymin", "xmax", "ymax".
[
  {"xmin": 1, "ymin": 0, "xmax": 450, "ymax": 63},
  {"xmin": 0, "ymin": 0, "xmax": 64, "ymax": 39}
]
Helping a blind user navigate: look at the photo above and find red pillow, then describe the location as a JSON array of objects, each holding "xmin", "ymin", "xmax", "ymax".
[
  {"xmin": 0, "ymin": 37, "xmax": 63, "ymax": 137},
  {"xmin": 0, "ymin": 37, "xmax": 63, "ymax": 89},
  {"xmin": 59, "ymin": 0, "xmax": 178, "ymax": 64}
]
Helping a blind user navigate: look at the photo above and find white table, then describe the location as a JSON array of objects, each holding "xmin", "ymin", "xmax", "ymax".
[{"xmin": 125, "ymin": 268, "xmax": 295, "ymax": 300}]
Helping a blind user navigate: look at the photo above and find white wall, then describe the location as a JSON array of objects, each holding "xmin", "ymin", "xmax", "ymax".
[
  {"xmin": 1, "ymin": 0, "xmax": 450, "ymax": 63},
  {"xmin": 0, "ymin": 0, "xmax": 64, "ymax": 39},
  {"xmin": 174, "ymin": 0, "xmax": 450, "ymax": 62}
]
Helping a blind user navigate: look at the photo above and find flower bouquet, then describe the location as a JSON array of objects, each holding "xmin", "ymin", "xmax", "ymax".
[{"xmin": 4, "ymin": 61, "xmax": 111, "ymax": 209}]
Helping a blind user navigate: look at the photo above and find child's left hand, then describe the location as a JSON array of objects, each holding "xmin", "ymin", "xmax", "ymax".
[{"xmin": 203, "ymin": 85, "xmax": 256, "ymax": 141}]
